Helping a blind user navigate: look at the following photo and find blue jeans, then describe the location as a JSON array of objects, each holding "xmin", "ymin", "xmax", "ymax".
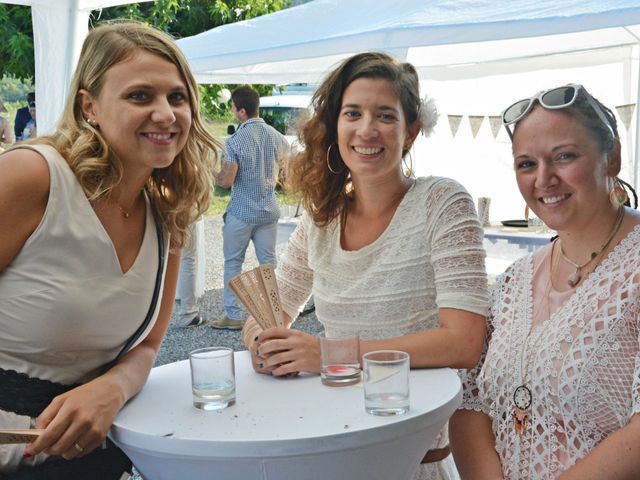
[
  {"xmin": 176, "ymin": 223, "xmax": 200, "ymax": 324},
  {"xmin": 222, "ymin": 212, "xmax": 278, "ymax": 320}
]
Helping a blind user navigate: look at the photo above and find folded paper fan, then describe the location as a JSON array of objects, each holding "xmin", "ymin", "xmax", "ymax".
[
  {"xmin": 0, "ymin": 429, "xmax": 43, "ymax": 444},
  {"xmin": 229, "ymin": 264, "xmax": 284, "ymax": 329}
]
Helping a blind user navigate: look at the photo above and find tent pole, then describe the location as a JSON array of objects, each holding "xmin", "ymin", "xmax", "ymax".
[
  {"xmin": 624, "ymin": 27, "xmax": 640, "ymax": 190},
  {"xmin": 636, "ymin": 44, "xmax": 640, "ymax": 191}
]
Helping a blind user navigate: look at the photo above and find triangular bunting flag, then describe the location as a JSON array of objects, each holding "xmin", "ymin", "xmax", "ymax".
[
  {"xmin": 468, "ymin": 115, "xmax": 485, "ymax": 138},
  {"xmin": 488, "ymin": 116, "xmax": 502, "ymax": 139},
  {"xmin": 448, "ymin": 115, "xmax": 463, "ymax": 137},
  {"xmin": 615, "ymin": 104, "xmax": 636, "ymax": 131}
]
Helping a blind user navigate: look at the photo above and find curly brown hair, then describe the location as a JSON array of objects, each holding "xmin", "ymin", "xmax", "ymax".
[
  {"xmin": 285, "ymin": 52, "xmax": 430, "ymax": 226},
  {"xmin": 31, "ymin": 21, "xmax": 221, "ymax": 248}
]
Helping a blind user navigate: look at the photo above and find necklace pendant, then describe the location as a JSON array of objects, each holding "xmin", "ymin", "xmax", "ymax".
[
  {"xmin": 513, "ymin": 407, "xmax": 529, "ymax": 436},
  {"xmin": 567, "ymin": 269, "xmax": 581, "ymax": 287}
]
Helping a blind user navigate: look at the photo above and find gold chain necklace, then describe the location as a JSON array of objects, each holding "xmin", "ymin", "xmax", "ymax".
[
  {"xmin": 112, "ymin": 201, "xmax": 131, "ymax": 219},
  {"xmin": 512, "ymin": 240, "xmax": 558, "ymax": 436},
  {"xmin": 558, "ymin": 206, "xmax": 625, "ymax": 287}
]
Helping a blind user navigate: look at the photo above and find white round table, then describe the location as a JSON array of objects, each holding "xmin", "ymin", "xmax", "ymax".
[{"xmin": 111, "ymin": 351, "xmax": 461, "ymax": 480}]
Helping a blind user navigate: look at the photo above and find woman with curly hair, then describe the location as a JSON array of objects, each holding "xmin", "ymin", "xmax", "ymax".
[
  {"xmin": 0, "ymin": 21, "xmax": 220, "ymax": 478},
  {"xmin": 242, "ymin": 52, "xmax": 488, "ymax": 480}
]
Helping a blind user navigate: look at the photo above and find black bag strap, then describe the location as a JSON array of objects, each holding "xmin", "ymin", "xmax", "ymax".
[{"xmin": 101, "ymin": 204, "xmax": 166, "ymax": 374}]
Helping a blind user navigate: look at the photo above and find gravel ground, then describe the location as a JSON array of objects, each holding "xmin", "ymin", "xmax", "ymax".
[{"xmin": 154, "ymin": 213, "xmax": 322, "ymax": 366}]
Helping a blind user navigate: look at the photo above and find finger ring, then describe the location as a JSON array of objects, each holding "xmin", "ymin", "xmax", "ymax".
[{"xmin": 73, "ymin": 442, "xmax": 84, "ymax": 453}]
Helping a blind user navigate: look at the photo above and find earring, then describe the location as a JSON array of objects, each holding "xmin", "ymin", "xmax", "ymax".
[
  {"xmin": 402, "ymin": 151, "xmax": 414, "ymax": 178},
  {"xmin": 86, "ymin": 117, "xmax": 97, "ymax": 127},
  {"xmin": 326, "ymin": 144, "xmax": 340, "ymax": 174},
  {"xmin": 609, "ymin": 176, "xmax": 628, "ymax": 206}
]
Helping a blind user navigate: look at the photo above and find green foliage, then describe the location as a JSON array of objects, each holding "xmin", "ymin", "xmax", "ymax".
[
  {"xmin": 0, "ymin": 74, "xmax": 34, "ymax": 103},
  {"xmin": 0, "ymin": 5, "xmax": 34, "ymax": 78},
  {"xmin": 94, "ymin": 1, "xmax": 290, "ymax": 39}
]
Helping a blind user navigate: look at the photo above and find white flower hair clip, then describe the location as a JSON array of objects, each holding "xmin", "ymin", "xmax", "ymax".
[{"xmin": 418, "ymin": 95, "xmax": 439, "ymax": 137}]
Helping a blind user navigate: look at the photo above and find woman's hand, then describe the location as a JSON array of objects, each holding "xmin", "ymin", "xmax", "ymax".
[
  {"xmin": 255, "ymin": 327, "xmax": 320, "ymax": 376},
  {"xmin": 248, "ymin": 328, "xmax": 278, "ymax": 375},
  {"xmin": 23, "ymin": 376, "xmax": 125, "ymax": 460}
]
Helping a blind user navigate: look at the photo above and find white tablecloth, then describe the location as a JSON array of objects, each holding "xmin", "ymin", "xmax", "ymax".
[{"xmin": 111, "ymin": 351, "xmax": 461, "ymax": 480}]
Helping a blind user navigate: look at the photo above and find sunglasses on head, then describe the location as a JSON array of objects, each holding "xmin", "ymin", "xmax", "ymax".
[{"xmin": 501, "ymin": 84, "xmax": 614, "ymax": 140}]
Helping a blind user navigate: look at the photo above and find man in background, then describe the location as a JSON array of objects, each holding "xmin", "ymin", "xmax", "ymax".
[
  {"xmin": 14, "ymin": 91, "xmax": 34, "ymax": 141},
  {"xmin": 212, "ymin": 86, "xmax": 288, "ymax": 330}
]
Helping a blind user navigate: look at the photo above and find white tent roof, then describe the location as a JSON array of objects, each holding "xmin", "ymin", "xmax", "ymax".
[
  {"xmin": 1, "ymin": 0, "xmax": 152, "ymax": 135},
  {"xmin": 177, "ymin": 0, "xmax": 640, "ymax": 191},
  {"xmin": 177, "ymin": 0, "xmax": 640, "ymax": 84}
]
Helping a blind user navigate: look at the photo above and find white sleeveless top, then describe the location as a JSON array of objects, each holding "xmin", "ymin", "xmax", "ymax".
[{"xmin": 0, "ymin": 145, "xmax": 168, "ymax": 385}]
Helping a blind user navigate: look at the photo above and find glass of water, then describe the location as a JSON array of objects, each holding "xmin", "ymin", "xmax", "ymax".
[
  {"xmin": 363, "ymin": 350, "xmax": 410, "ymax": 416},
  {"xmin": 189, "ymin": 347, "xmax": 236, "ymax": 411},
  {"xmin": 319, "ymin": 333, "xmax": 361, "ymax": 387}
]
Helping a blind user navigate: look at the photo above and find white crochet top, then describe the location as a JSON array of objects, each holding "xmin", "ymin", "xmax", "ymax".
[
  {"xmin": 277, "ymin": 176, "xmax": 488, "ymax": 336},
  {"xmin": 460, "ymin": 225, "xmax": 640, "ymax": 479},
  {"xmin": 275, "ymin": 176, "xmax": 488, "ymax": 480}
]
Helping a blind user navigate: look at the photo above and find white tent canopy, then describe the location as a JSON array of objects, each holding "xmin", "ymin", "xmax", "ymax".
[
  {"xmin": 1, "ymin": 0, "xmax": 151, "ymax": 135},
  {"xmin": 177, "ymin": 0, "xmax": 640, "ymax": 211},
  {"xmin": 177, "ymin": 0, "xmax": 640, "ymax": 85}
]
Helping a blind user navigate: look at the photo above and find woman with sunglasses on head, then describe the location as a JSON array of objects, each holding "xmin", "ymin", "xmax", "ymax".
[
  {"xmin": 0, "ymin": 22, "xmax": 218, "ymax": 478},
  {"xmin": 243, "ymin": 52, "xmax": 489, "ymax": 480},
  {"xmin": 450, "ymin": 84, "xmax": 640, "ymax": 479}
]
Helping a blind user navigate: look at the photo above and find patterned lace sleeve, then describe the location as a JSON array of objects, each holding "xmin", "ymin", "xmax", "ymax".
[
  {"xmin": 430, "ymin": 178, "xmax": 489, "ymax": 316},
  {"xmin": 633, "ymin": 300, "xmax": 640, "ymax": 416},
  {"xmin": 459, "ymin": 275, "xmax": 502, "ymax": 414},
  {"xmin": 276, "ymin": 214, "xmax": 314, "ymax": 320}
]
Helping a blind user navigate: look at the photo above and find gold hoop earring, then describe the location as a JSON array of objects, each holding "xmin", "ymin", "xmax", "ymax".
[
  {"xmin": 402, "ymin": 152, "xmax": 414, "ymax": 178},
  {"xmin": 326, "ymin": 143, "xmax": 340, "ymax": 174},
  {"xmin": 609, "ymin": 177, "xmax": 628, "ymax": 206}
]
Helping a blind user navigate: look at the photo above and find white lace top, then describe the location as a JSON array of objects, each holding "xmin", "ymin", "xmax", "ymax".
[
  {"xmin": 277, "ymin": 176, "xmax": 488, "ymax": 336},
  {"xmin": 277, "ymin": 176, "xmax": 488, "ymax": 480},
  {"xmin": 460, "ymin": 225, "xmax": 640, "ymax": 479}
]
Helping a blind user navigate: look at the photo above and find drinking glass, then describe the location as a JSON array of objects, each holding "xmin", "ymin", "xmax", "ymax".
[
  {"xmin": 363, "ymin": 350, "xmax": 410, "ymax": 416},
  {"xmin": 189, "ymin": 347, "xmax": 236, "ymax": 410},
  {"xmin": 319, "ymin": 333, "xmax": 361, "ymax": 387}
]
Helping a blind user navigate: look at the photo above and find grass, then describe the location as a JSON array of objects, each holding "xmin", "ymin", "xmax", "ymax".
[
  {"xmin": 206, "ymin": 185, "xmax": 300, "ymax": 216},
  {"xmin": 205, "ymin": 117, "xmax": 233, "ymax": 141}
]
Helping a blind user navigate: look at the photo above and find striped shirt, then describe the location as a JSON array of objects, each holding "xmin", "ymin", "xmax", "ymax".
[{"xmin": 224, "ymin": 118, "xmax": 288, "ymax": 224}]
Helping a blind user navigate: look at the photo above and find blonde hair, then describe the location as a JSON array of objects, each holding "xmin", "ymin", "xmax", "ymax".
[
  {"xmin": 286, "ymin": 52, "xmax": 435, "ymax": 226},
  {"xmin": 32, "ymin": 21, "xmax": 220, "ymax": 248}
]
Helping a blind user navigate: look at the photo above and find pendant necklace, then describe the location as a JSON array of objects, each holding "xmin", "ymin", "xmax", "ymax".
[
  {"xmin": 113, "ymin": 201, "xmax": 131, "ymax": 219},
  {"xmin": 512, "ymin": 240, "xmax": 558, "ymax": 437},
  {"xmin": 558, "ymin": 205, "xmax": 625, "ymax": 287},
  {"xmin": 109, "ymin": 192, "xmax": 142, "ymax": 219}
]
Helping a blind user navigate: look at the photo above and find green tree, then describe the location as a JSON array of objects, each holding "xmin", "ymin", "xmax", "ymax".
[
  {"xmin": 95, "ymin": 0, "xmax": 290, "ymax": 37},
  {"xmin": 0, "ymin": 74, "xmax": 34, "ymax": 103},
  {"xmin": 0, "ymin": 5, "xmax": 34, "ymax": 78}
]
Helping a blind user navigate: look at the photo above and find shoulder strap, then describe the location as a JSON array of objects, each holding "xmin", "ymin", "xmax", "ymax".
[{"xmin": 101, "ymin": 203, "xmax": 166, "ymax": 374}]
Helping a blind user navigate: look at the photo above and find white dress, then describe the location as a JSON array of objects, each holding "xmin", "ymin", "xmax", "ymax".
[
  {"xmin": 460, "ymin": 225, "xmax": 640, "ymax": 479},
  {"xmin": 276, "ymin": 176, "xmax": 489, "ymax": 480},
  {"xmin": 0, "ymin": 145, "xmax": 168, "ymax": 472}
]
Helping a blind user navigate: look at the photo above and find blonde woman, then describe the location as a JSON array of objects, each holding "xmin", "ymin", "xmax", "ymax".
[{"xmin": 0, "ymin": 22, "xmax": 220, "ymax": 478}]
